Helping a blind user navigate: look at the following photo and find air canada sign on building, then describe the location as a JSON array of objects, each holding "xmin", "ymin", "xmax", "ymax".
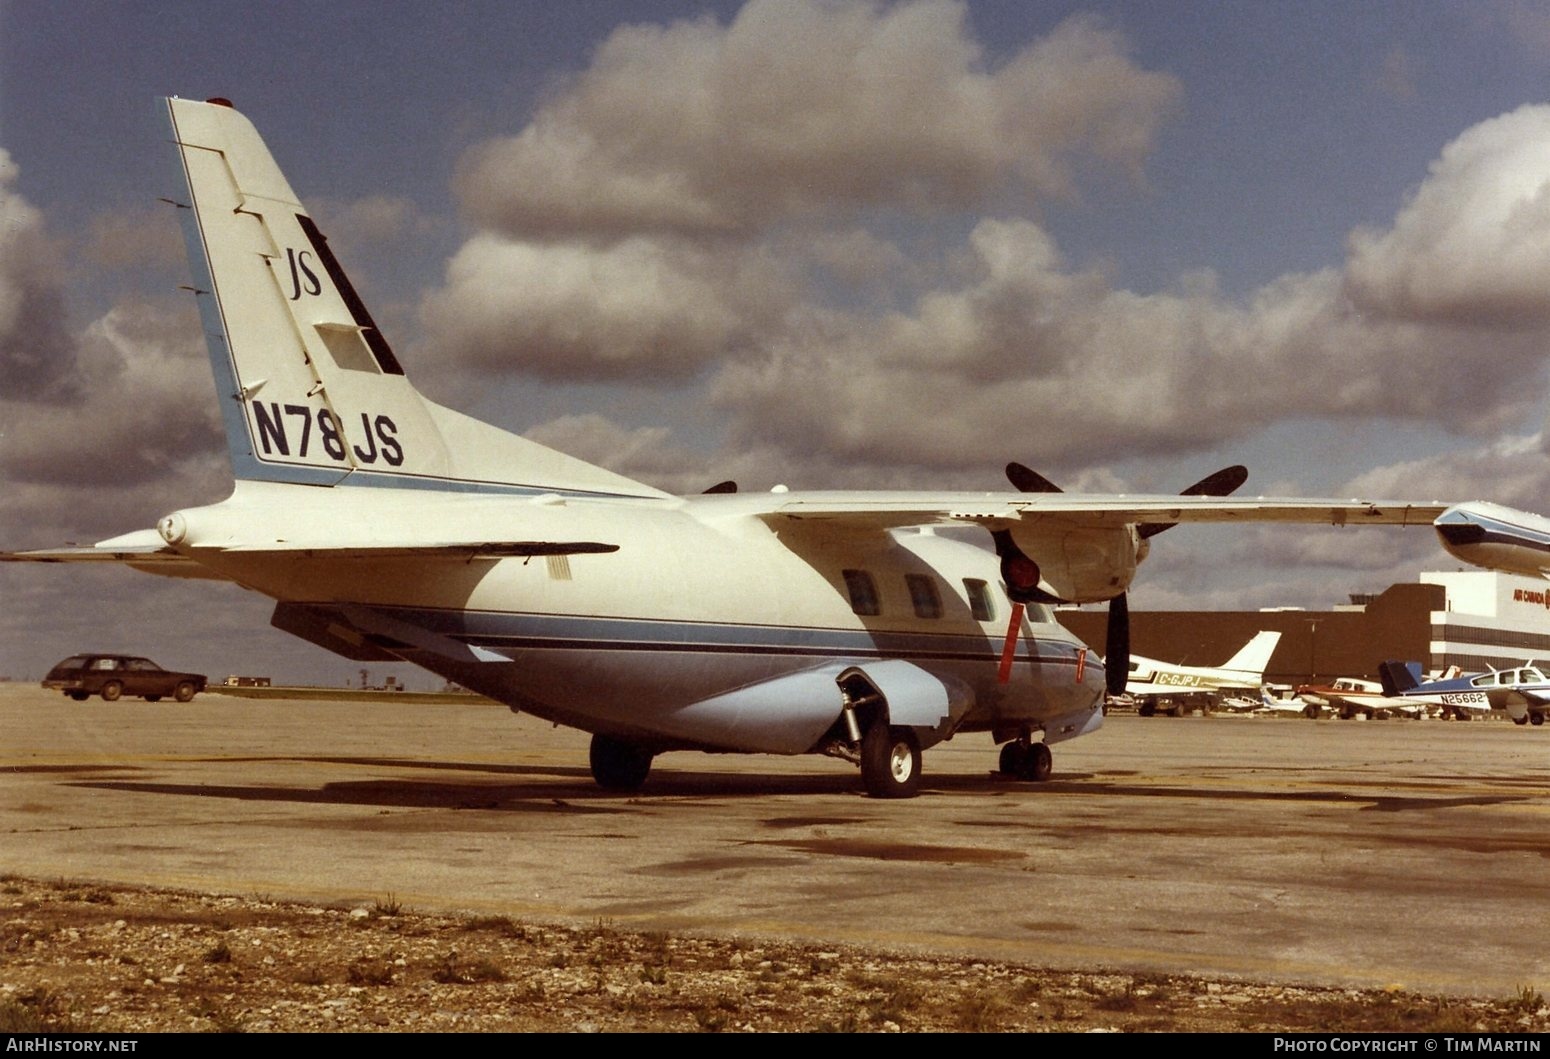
[{"xmin": 1512, "ymin": 587, "xmax": 1550, "ymax": 609}]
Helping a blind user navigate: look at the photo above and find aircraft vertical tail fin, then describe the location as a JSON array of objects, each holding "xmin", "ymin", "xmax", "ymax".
[
  {"xmin": 162, "ymin": 96, "xmax": 667, "ymax": 499},
  {"xmin": 1220, "ymin": 630, "xmax": 1282, "ymax": 677},
  {"xmin": 1378, "ymin": 660, "xmax": 1423, "ymax": 696}
]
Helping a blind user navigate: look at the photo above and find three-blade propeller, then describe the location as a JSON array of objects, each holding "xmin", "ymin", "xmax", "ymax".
[{"xmin": 999, "ymin": 462, "xmax": 1248, "ymax": 695}]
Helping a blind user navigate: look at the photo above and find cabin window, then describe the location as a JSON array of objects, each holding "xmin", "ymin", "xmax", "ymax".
[
  {"xmin": 906, "ymin": 574, "xmax": 942, "ymax": 619},
  {"xmin": 842, "ymin": 569, "xmax": 881, "ymax": 616},
  {"xmin": 963, "ymin": 578, "xmax": 995, "ymax": 622}
]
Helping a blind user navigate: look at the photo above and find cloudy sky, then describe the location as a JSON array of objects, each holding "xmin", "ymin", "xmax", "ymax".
[{"xmin": 5, "ymin": 0, "xmax": 1550, "ymax": 685}]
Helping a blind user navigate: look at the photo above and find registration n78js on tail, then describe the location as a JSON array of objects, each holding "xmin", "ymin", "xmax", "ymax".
[{"xmin": 2, "ymin": 98, "xmax": 1447, "ymax": 797}]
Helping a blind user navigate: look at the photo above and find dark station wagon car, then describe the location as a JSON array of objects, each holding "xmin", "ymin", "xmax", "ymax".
[{"xmin": 43, "ymin": 654, "xmax": 208, "ymax": 703}]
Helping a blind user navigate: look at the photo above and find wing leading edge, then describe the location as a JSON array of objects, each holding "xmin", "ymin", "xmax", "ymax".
[{"xmin": 741, "ymin": 490, "xmax": 1449, "ymax": 531}]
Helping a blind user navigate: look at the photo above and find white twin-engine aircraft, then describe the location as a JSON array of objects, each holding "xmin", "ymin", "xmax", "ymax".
[{"xmin": 2, "ymin": 98, "xmax": 1449, "ymax": 797}]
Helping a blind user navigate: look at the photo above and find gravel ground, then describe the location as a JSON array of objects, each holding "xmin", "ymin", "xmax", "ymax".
[{"xmin": 3, "ymin": 876, "xmax": 1548, "ymax": 1033}]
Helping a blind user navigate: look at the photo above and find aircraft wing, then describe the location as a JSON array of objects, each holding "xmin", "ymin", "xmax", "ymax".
[
  {"xmin": 2, "ymin": 527, "xmax": 619, "ymax": 576},
  {"xmin": 1503, "ymin": 688, "xmax": 1550, "ymax": 710},
  {"xmin": 750, "ymin": 491, "xmax": 1447, "ymax": 530},
  {"xmin": 205, "ymin": 540, "xmax": 618, "ymax": 558}
]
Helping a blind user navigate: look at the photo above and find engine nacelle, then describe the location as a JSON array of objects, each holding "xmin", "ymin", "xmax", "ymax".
[{"xmin": 1001, "ymin": 522, "xmax": 1144, "ymax": 604}]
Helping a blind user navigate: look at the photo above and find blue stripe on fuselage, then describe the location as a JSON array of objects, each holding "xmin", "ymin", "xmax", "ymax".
[{"xmin": 333, "ymin": 604, "xmax": 1094, "ymax": 670}]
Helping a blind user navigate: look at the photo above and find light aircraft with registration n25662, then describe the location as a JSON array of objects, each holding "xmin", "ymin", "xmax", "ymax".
[
  {"xmin": 1379, "ymin": 661, "xmax": 1550, "ymax": 724},
  {"xmin": 0, "ymin": 98, "xmax": 1450, "ymax": 798}
]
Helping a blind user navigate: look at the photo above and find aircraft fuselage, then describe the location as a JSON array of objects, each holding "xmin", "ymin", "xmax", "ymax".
[{"xmin": 170, "ymin": 483, "xmax": 1105, "ymax": 756}]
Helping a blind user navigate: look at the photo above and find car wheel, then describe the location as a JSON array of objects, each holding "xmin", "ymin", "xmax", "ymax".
[
  {"xmin": 100, "ymin": 681, "xmax": 123, "ymax": 702},
  {"xmin": 68, "ymin": 691, "xmax": 89, "ymax": 702},
  {"xmin": 174, "ymin": 682, "xmax": 197, "ymax": 703}
]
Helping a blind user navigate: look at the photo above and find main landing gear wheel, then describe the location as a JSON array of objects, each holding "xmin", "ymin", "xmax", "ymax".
[
  {"xmin": 860, "ymin": 722, "xmax": 921, "ymax": 799},
  {"xmin": 588, "ymin": 733, "xmax": 654, "ymax": 792},
  {"xmin": 998, "ymin": 741, "xmax": 1052, "ymax": 782},
  {"xmin": 1532, "ymin": 713, "xmax": 1545, "ymax": 727},
  {"xmin": 1514, "ymin": 714, "xmax": 1530, "ymax": 726}
]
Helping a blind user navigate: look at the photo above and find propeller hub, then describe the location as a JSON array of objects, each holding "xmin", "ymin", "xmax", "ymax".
[{"xmin": 1004, "ymin": 555, "xmax": 1040, "ymax": 592}]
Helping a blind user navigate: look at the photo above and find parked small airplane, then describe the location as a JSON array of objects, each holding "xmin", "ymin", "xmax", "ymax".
[
  {"xmin": 1434, "ymin": 502, "xmax": 1550, "ymax": 578},
  {"xmin": 1295, "ymin": 676, "xmax": 1428, "ymax": 720},
  {"xmin": 1251, "ymin": 684, "xmax": 1319, "ymax": 717},
  {"xmin": 0, "ymin": 98, "xmax": 1446, "ymax": 796},
  {"xmin": 1379, "ymin": 660, "xmax": 1550, "ymax": 724},
  {"xmin": 1125, "ymin": 631, "xmax": 1282, "ymax": 716}
]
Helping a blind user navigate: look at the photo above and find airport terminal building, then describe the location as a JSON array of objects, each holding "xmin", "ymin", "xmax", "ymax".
[{"xmin": 1056, "ymin": 570, "xmax": 1550, "ymax": 686}]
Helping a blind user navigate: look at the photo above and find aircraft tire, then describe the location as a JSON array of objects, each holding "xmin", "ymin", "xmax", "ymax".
[
  {"xmin": 861, "ymin": 722, "xmax": 921, "ymax": 799},
  {"xmin": 1514, "ymin": 715, "xmax": 1530, "ymax": 726},
  {"xmin": 1532, "ymin": 713, "xmax": 1544, "ymax": 727},
  {"xmin": 1021, "ymin": 742, "xmax": 1052, "ymax": 782},
  {"xmin": 1137, "ymin": 701, "xmax": 1156, "ymax": 717},
  {"xmin": 998, "ymin": 741, "xmax": 1025, "ymax": 777},
  {"xmin": 100, "ymin": 681, "xmax": 123, "ymax": 702},
  {"xmin": 998, "ymin": 741, "xmax": 1052, "ymax": 782},
  {"xmin": 588, "ymin": 733, "xmax": 653, "ymax": 791},
  {"xmin": 1303, "ymin": 704, "xmax": 1320, "ymax": 720}
]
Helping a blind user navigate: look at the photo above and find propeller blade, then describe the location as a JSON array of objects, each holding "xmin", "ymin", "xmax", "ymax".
[
  {"xmin": 997, "ymin": 602, "xmax": 1027, "ymax": 684},
  {"xmin": 1138, "ymin": 464, "xmax": 1249, "ymax": 539},
  {"xmin": 1006, "ymin": 463, "xmax": 1063, "ymax": 494},
  {"xmin": 1180, "ymin": 464, "xmax": 1247, "ymax": 498},
  {"xmin": 1105, "ymin": 592, "xmax": 1130, "ymax": 697}
]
